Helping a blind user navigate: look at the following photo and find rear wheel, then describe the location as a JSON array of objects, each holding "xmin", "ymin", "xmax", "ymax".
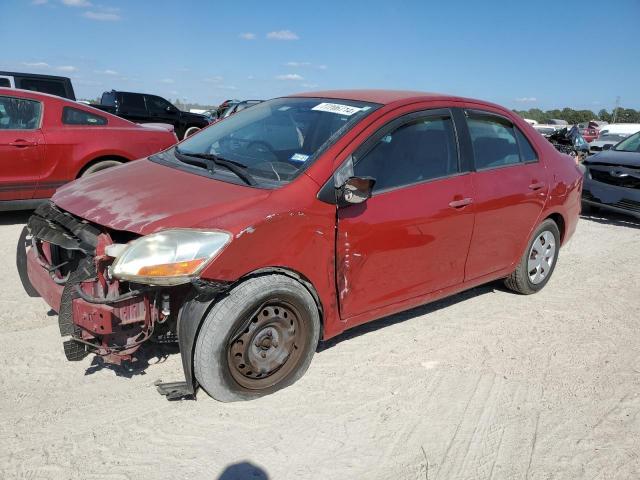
[
  {"xmin": 81, "ymin": 159, "xmax": 122, "ymax": 177},
  {"xmin": 504, "ymin": 219, "xmax": 560, "ymax": 295},
  {"xmin": 183, "ymin": 126, "xmax": 200, "ymax": 138},
  {"xmin": 194, "ymin": 274, "xmax": 320, "ymax": 402},
  {"xmin": 16, "ymin": 226, "xmax": 40, "ymax": 297}
]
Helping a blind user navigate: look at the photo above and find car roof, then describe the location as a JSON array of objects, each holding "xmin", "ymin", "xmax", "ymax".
[
  {"xmin": 289, "ymin": 89, "xmax": 480, "ymax": 106},
  {"xmin": 0, "ymin": 86, "xmax": 68, "ymax": 102}
]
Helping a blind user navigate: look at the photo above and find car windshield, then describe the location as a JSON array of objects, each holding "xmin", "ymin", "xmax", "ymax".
[
  {"xmin": 162, "ymin": 97, "xmax": 378, "ymax": 186},
  {"xmin": 613, "ymin": 132, "xmax": 640, "ymax": 153}
]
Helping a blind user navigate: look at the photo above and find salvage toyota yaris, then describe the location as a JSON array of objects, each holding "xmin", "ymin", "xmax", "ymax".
[{"xmin": 18, "ymin": 90, "xmax": 583, "ymax": 402}]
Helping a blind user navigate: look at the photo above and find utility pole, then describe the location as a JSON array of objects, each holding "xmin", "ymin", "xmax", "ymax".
[{"xmin": 612, "ymin": 96, "xmax": 620, "ymax": 123}]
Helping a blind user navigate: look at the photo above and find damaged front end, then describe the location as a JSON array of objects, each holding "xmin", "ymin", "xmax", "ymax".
[
  {"xmin": 21, "ymin": 203, "xmax": 230, "ymax": 396},
  {"xmin": 583, "ymin": 161, "xmax": 640, "ymax": 219}
]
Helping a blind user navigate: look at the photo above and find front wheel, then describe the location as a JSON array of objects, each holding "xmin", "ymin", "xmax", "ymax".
[
  {"xmin": 194, "ymin": 274, "xmax": 320, "ymax": 402},
  {"xmin": 504, "ymin": 219, "xmax": 560, "ymax": 295},
  {"xmin": 183, "ymin": 126, "xmax": 200, "ymax": 138}
]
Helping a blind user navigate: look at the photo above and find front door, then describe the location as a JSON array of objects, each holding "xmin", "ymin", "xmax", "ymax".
[
  {"xmin": 336, "ymin": 108, "xmax": 475, "ymax": 322},
  {"xmin": 0, "ymin": 95, "xmax": 44, "ymax": 201},
  {"xmin": 462, "ymin": 109, "xmax": 549, "ymax": 280}
]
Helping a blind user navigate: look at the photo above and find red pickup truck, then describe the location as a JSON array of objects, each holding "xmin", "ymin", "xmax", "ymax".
[{"xmin": 0, "ymin": 88, "xmax": 177, "ymax": 211}]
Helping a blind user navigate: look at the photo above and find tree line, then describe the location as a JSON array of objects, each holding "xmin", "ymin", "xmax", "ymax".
[{"xmin": 513, "ymin": 107, "xmax": 640, "ymax": 125}]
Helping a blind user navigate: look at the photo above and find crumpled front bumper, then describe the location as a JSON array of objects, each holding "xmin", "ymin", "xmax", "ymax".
[{"xmin": 582, "ymin": 168, "xmax": 640, "ymax": 219}]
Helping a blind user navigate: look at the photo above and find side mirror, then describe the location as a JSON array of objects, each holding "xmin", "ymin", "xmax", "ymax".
[
  {"xmin": 602, "ymin": 144, "xmax": 612, "ymax": 150},
  {"xmin": 338, "ymin": 176, "xmax": 375, "ymax": 206},
  {"xmin": 166, "ymin": 105, "xmax": 177, "ymax": 113}
]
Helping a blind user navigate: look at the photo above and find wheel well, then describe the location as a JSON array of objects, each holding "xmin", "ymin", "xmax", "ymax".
[
  {"xmin": 240, "ymin": 267, "xmax": 325, "ymax": 335},
  {"xmin": 76, "ymin": 156, "xmax": 129, "ymax": 178},
  {"xmin": 545, "ymin": 213, "xmax": 566, "ymax": 242}
]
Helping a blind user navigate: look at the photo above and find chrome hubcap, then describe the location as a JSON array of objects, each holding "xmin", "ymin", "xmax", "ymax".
[{"xmin": 528, "ymin": 230, "xmax": 556, "ymax": 284}]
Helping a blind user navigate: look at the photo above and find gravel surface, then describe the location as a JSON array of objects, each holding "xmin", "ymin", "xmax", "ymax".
[{"xmin": 1, "ymin": 210, "xmax": 639, "ymax": 480}]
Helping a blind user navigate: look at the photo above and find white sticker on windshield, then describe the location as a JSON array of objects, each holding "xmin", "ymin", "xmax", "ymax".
[
  {"xmin": 312, "ymin": 102, "xmax": 362, "ymax": 116},
  {"xmin": 290, "ymin": 153, "xmax": 309, "ymax": 163}
]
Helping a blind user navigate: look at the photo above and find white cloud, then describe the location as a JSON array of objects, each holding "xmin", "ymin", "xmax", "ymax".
[
  {"xmin": 515, "ymin": 97, "xmax": 537, "ymax": 103},
  {"xmin": 83, "ymin": 10, "xmax": 120, "ymax": 20},
  {"xmin": 32, "ymin": 0, "xmax": 48, "ymax": 5},
  {"xmin": 61, "ymin": 0, "xmax": 92, "ymax": 6},
  {"xmin": 239, "ymin": 32, "xmax": 256, "ymax": 40},
  {"xmin": 160, "ymin": 78, "xmax": 175, "ymax": 84},
  {"xmin": 95, "ymin": 69, "xmax": 118, "ymax": 75},
  {"xmin": 56, "ymin": 65, "xmax": 77, "ymax": 72},
  {"xmin": 285, "ymin": 61, "xmax": 311, "ymax": 67},
  {"xmin": 203, "ymin": 76, "xmax": 224, "ymax": 83},
  {"xmin": 267, "ymin": 30, "xmax": 299, "ymax": 41},
  {"xmin": 22, "ymin": 61, "xmax": 50, "ymax": 68},
  {"xmin": 276, "ymin": 74, "xmax": 304, "ymax": 81}
]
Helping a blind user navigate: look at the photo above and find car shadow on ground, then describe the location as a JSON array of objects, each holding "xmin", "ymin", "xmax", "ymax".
[
  {"xmin": 0, "ymin": 210, "xmax": 32, "ymax": 226},
  {"xmin": 216, "ymin": 462, "xmax": 269, "ymax": 480},
  {"xmin": 317, "ymin": 282, "xmax": 499, "ymax": 352},
  {"xmin": 84, "ymin": 342, "xmax": 179, "ymax": 378},
  {"xmin": 580, "ymin": 210, "xmax": 640, "ymax": 229}
]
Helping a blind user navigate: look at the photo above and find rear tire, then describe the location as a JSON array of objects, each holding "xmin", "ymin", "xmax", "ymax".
[
  {"xmin": 183, "ymin": 126, "xmax": 200, "ymax": 138},
  {"xmin": 81, "ymin": 160, "xmax": 122, "ymax": 177},
  {"xmin": 194, "ymin": 274, "xmax": 320, "ymax": 402},
  {"xmin": 504, "ymin": 219, "xmax": 560, "ymax": 295},
  {"xmin": 16, "ymin": 226, "xmax": 40, "ymax": 297}
]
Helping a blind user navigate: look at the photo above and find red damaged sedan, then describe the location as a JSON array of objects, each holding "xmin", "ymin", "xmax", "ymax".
[
  {"xmin": 18, "ymin": 90, "xmax": 583, "ymax": 402},
  {"xmin": 0, "ymin": 88, "xmax": 177, "ymax": 211}
]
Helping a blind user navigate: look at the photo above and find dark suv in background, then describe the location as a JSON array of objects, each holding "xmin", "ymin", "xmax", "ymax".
[
  {"xmin": 0, "ymin": 71, "xmax": 75, "ymax": 100},
  {"xmin": 94, "ymin": 90, "xmax": 210, "ymax": 139}
]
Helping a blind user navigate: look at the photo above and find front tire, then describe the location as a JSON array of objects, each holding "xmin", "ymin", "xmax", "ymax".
[
  {"xmin": 504, "ymin": 219, "xmax": 560, "ymax": 295},
  {"xmin": 194, "ymin": 274, "xmax": 320, "ymax": 402},
  {"xmin": 81, "ymin": 160, "xmax": 122, "ymax": 177},
  {"xmin": 16, "ymin": 226, "xmax": 40, "ymax": 297}
]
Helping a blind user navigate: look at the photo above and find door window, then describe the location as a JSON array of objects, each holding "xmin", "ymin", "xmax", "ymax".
[
  {"xmin": 0, "ymin": 96, "xmax": 42, "ymax": 130},
  {"xmin": 146, "ymin": 95, "xmax": 174, "ymax": 115},
  {"xmin": 467, "ymin": 115, "xmax": 521, "ymax": 169},
  {"xmin": 120, "ymin": 93, "xmax": 147, "ymax": 111},
  {"xmin": 0, "ymin": 78, "xmax": 11, "ymax": 88},
  {"xmin": 354, "ymin": 114, "xmax": 459, "ymax": 193},
  {"xmin": 62, "ymin": 106, "xmax": 107, "ymax": 126}
]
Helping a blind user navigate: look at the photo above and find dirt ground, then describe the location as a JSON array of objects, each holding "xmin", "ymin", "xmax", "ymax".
[{"xmin": 1, "ymin": 210, "xmax": 639, "ymax": 480}]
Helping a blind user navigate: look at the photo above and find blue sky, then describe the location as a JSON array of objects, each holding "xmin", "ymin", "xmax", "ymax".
[{"xmin": 1, "ymin": 0, "xmax": 639, "ymax": 110}]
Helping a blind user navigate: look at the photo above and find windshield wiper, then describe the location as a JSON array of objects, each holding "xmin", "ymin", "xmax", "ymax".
[{"xmin": 174, "ymin": 148, "xmax": 257, "ymax": 186}]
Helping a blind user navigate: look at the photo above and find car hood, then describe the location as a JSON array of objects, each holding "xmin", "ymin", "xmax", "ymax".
[
  {"xmin": 52, "ymin": 159, "xmax": 272, "ymax": 235},
  {"xmin": 584, "ymin": 149, "xmax": 640, "ymax": 168}
]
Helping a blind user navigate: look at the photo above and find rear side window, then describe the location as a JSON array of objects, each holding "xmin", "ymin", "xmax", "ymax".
[
  {"xmin": 62, "ymin": 106, "xmax": 107, "ymax": 126},
  {"xmin": 467, "ymin": 116, "xmax": 520, "ymax": 169},
  {"xmin": 101, "ymin": 92, "xmax": 116, "ymax": 106},
  {"xmin": 18, "ymin": 78, "xmax": 66, "ymax": 98},
  {"xmin": 0, "ymin": 96, "xmax": 42, "ymax": 130},
  {"xmin": 145, "ymin": 95, "xmax": 173, "ymax": 114},
  {"xmin": 354, "ymin": 114, "xmax": 459, "ymax": 193},
  {"xmin": 120, "ymin": 93, "xmax": 146, "ymax": 111},
  {"xmin": 514, "ymin": 128, "xmax": 538, "ymax": 162},
  {"xmin": 0, "ymin": 78, "xmax": 10, "ymax": 87}
]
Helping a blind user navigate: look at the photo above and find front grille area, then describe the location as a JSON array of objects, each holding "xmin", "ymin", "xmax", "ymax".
[
  {"xmin": 583, "ymin": 191, "xmax": 640, "ymax": 213},
  {"xmin": 588, "ymin": 166, "xmax": 640, "ymax": 190}
]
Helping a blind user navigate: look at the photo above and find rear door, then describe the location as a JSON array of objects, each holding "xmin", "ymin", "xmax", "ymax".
[
  {"xmin": 145, "ymin": 95, "xmax": 179, "ymax": 125},
  {"xmin": 117, "ymin": 92, "xmax": 149, "ymax": 123},
  {"xmin": 462, "ymin": 108, "xmax": 549, "ymax": 281},
  {"xmin": 0, "ymin": 95, "xmax": 45, "ymax": 200},
  {"xmin": 336, "ymin": 108, "xmax": 475, "ymax": 322}
]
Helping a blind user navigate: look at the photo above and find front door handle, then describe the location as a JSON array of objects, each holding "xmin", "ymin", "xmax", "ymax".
[
  {"xmin": 9, "ymin": 139, "xmax": 37, "ymax": 147},
  {"xmin": 528, "ymin": 182, "xmax": 546, "ymax": 191},
  {"xmin": 449, "ymin": 197, "xmax": 473, "ymax": 209}
]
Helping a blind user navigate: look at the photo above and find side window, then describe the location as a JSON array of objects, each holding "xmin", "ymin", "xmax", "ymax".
[
  {"xmin": 0, "ymin": 96, "xmax": 42, "ymax": 130},
  {"xmin": 62, "ymin": 107, "xmax": 107, "ymax": 126},
  {"xmin": 467, "ymin": 116, "xmax": 520, "ymax": 169},
  {"xmin": 101, "ymin": 92, "xmax": 116, "ymax": 107},
  {"xmin": 146, "ymin": 95, "xmax": 173, "ymax": 114},
  {"xmin": 18, "ymin": 79, "xmax": 66, "ymax": 98},
  {"xmin": 514, "ymin": 128, "xmax": 538, "ymax": 162},
  {"xmin": 120, "ymin": 93, "xmax": 146, "ymax": 111},
  {"xmin": 0, "ymin": 78, "xmax": 11, "ymax": 88},
  {"xmin": 354, "ymin": 115, "xmax": 459, "ymax": 193}
]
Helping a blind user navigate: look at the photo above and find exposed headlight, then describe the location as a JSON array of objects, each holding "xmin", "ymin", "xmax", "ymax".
[{"xmin": 111, "ymin": 229, "xmax": 231, "ymax": 285}]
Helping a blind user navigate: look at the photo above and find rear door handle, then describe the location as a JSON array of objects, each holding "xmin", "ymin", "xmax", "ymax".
[
  {"xmin": 449, "ymin": 197, "xmax": 473, "ymax": 209},
  {"xmin": 528, "ymin": 182, "xmax": 545, "ymax": 191},
  {"xmin": 9, "ymin": 139, "xmax": 37, "ymax": 147}
]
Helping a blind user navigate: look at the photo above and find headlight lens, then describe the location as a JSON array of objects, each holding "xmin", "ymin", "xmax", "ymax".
[{"xmin": 111, "ymin": 229, "xmax": 230, "ymax": 285}]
